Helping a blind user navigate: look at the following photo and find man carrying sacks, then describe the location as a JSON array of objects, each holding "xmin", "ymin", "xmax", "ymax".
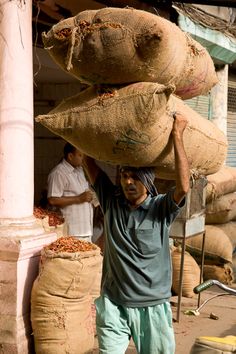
[{"xmin": 82, "ymin": 113, "xmax": 190, "ymax": 354}]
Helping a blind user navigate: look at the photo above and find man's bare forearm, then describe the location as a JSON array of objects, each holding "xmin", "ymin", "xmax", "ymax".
[
  {"xmin": 172, "ymin": 114, "xmax": 190, "ymax": 204},
  {"xmin": 48, "ymin": 190, "xmax": 93, "ymax": 208}
]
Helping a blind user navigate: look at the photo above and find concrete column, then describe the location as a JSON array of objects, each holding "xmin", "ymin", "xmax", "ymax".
[
  {"xmin": 0, "ymin": 2, "xmax": 57, "ymax": 353},
  {"xmin": 210, "ymin": 64, "xmax": 228, "ymax": 136},
  {"xmin": 0, "ymin": 0, "xmax": 34, "ymax": 220}
]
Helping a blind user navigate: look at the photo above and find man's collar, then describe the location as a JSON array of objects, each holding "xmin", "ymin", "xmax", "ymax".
[
  {"xmin": 62, "ymin": 158, "xmax": 75, "ymax": 173},
  {"xmin": 138, "ymin": 194, "xmax": 152, "ymax": 209}
]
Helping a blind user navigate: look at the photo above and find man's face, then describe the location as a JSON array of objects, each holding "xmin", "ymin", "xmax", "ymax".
[
  {"xmin": 68, "ymin": 149, "xmax": 83, "ymax": 167},
  {"xmin": 120, "ymin": 170, "xmax": 148, "ymax": 205}
]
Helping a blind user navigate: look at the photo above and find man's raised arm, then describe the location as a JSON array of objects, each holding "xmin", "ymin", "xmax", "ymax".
[
  {"xmin": 83, "ymin": 155, "xmax": 101, "ymax": 185},
  {"xmin": 172, "ymin": 113, "xmax": 190, "ymax": 205}
]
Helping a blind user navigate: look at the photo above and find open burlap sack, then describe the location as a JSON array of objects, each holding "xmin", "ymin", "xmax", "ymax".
[
  {"xmin": 206, "ymin": 192, "xmax": 236, "ymax": 224},
  {"xmin": 42, "ymin": 7, "xmax": 217, "ymax": 99},
  {"xmin": 31, "ymin": 239, "xmax": 102, "ymax": 354},
  {"xmin": 171, "ymin": 247, "xmax": 200, "ymax": 298},
  {"xmin": 206, "ymin": 166, "xmax": 236, "ymax": 203},
  {"xmin": 36, "ymin": 82, "xmax": 227, "ymax": 179},
  {"xmin": 185, "ymin": 225, "xmax": 233, "ymax": 265}
]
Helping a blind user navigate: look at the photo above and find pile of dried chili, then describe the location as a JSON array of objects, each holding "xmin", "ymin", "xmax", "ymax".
[
  {"xmin": 34, "ymin": 207, "xmax": 64, "ymax": 226},
  {"xmin": 44, "ymin": 236, "xmax": 97, "ymax": 253}
]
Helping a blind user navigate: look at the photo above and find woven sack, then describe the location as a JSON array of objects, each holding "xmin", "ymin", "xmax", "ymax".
[
  {"xmin": 154, "ymin": 178, "xmax": 176, "ymax": 193},
  {"xmin": 42, "ymin": 7, "xmax": 217, "ymax": 99},
  {"xmin": 203, "ymin": 263, "xmax": 234, "ymax": 285},
  {"xmin": 35, "ymin": 82, "xmax": 227, "ymax": 179},
  {"xmin": 206, "ymin": 166, "xmax": 236, "ymax": 203},
  {"xmin": 171, "ymin": 247, "xmax": 200, "ymax": 298},
  {"xmin": 206, "ymin": 192, "xmax": 236, "ymax": 224},
  {"xmin": 190, "ymin": 336, "xmax": 236, "ymax": 354},
  {"xmin": 155, "ymin": 95, "xmax": 227, "ymax": 179},
  {"xmin": 174, "ymin": 35, "xmax": 218, "ymax": 99},
  {"xmin": 217, "ymin": 222, "xmax": 236, "ymax": 249},
  {"xmin": 31, "ymin": 246, "xmax": 102, "ymax": 354},
  {"xmin": 185, "ymin": 225, "xmax": 233, "ymax": 265},
  {"xmin": 90, "ymin": 256, "xmax": 102, "ymax": 337}
]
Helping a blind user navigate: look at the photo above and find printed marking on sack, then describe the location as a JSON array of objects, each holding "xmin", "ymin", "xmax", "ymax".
[{"xmin": 113, "ymin": 129, "xmax": 150, "ymax": 153}]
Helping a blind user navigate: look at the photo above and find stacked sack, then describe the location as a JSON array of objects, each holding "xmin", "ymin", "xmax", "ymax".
[
  {"xmin": 185, "ymin": 166, "xmax": 236, "ymax": 286},
  {"xmin": 36, "ymin": 7, "xmax": 227, "ymax": 180},
  {"xmin": 36, "ymin": 8, "xmax": 229, "ymax": 298}
]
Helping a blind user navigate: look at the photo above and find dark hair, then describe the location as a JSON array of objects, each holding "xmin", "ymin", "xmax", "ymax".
[{"xmin": 63, "ymin": 142, "xmax": 77, "ymax": 158}]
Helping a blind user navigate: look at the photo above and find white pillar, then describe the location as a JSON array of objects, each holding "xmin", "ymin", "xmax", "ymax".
[
  {"xmin": 210, "ymin": 64, "xmax": 228, "ymax": 136},
  {"xmin": 0, "ymin": 2, "xmax": 57, "ymax": 353},
  {"xmin": 0, "ymin": 0, "xmax": 34, "ymax": 221}
]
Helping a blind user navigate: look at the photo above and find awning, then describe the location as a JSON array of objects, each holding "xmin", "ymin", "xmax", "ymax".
[{"xmin": 178, "ymin": 14, "xmax": 236, "ymax": 64}]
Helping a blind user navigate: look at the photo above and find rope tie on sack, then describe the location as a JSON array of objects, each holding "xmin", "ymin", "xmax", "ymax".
[{"xmin": 66, "ymin": 27, "xmax": 78, "ymax": 71}]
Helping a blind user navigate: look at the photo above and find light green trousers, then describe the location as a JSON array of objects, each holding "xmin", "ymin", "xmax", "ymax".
[{"xmin": 95, "ymin": 295, "xmax": 175, "ymax": 354}]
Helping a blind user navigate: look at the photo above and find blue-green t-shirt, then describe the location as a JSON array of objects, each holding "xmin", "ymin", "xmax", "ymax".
[{"xmin": 93, "ymin": 171, "xmax": 183, "ymax": 307}]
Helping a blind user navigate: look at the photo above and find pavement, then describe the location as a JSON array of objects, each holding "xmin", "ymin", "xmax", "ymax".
[{"xmin": 93, "ymin": 283, "xmax": 236, "ymax": 353}]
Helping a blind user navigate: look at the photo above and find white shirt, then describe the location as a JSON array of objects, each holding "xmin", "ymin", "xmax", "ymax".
[{"xmin": 47, "ymin": 159, "xmax": 93, "ymax": 237}]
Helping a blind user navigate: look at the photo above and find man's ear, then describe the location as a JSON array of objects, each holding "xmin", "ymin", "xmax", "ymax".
[{"xmin": 67, "ymin": 152, "xmax": 73, "ymax": 162}]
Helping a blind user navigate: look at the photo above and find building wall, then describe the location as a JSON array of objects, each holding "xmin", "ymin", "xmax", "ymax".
[
  {"xmin": 227, "ymin": 71, "xmax": 236, "ymax": 167},
  {"xmin": 34, "ymin": 82, "xmax": 81, "ymax": 205}
]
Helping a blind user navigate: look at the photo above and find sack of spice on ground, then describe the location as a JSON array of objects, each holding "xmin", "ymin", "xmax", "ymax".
[{"xmin": 31, "ymin": 236, "xmax": 102, "ymax": 354}]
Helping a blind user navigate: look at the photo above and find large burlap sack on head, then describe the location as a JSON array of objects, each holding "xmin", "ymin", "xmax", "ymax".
[
  {"xmin": 155, "ymin": 95, "xmax": 227, "ymax": 179},
  {"xmin": 35, "ymin": 82, "xmax": 227, "ymax": 180},
  {"xmin": 154, "ymin": 178, "xmax": 176, "ymax": 194},
  {"xmin": 171, "ymin": 247, "xmax": 200, "ymax": 298},
  {"xmin": 185, "ymin": 225, "xmax": 233, "ymax": 265},
  {"xmin": 42, "ymin": 7, "xmax": 218, "ymax": 99},
  {"xmin": 205, "ymin": 192, "xmax": 236, "ymax": 224},
  {"xmin": 31, "ymin": 237, "xmax": 102, "ymax": 354},
  {"xmin": 206, "ymin": 166, "xmax": 236, "ymax": 203}
]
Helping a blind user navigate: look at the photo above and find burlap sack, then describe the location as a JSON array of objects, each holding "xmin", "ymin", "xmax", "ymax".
[
  {"xmin": 31, "ymin": 294, "xmax": 94, "ymax": 354},
  {"xmin": 218, "ymin": 222, "xmax": 236, "ymax": 249},
  {"xmin": 156, "ymin": 95, "xmax": 227, "ymax": 179},
  {"xmin": 35, "ymin": 82, "xmax": 227, "ymax": 180},
  {"xmin": 154, "ymin": 178, "xmax": 176, "ymax": 194},
  {"xmin": 90, "ymin": 256, "xmax": 102, "ymax": 337},
  {"xmin": 203, "ymin": 263, "xmax": 234, "ymax": 285},
  {"xmin": 171, "ymin": 247, "xmax": 200, "ymax": 298},
  {"xmin": 42, "ymin": 7, "xmax": 217, "ymax": 99},
  {"xmin": 31, "ymin": 246, "xmax": 102, "ymax": 354},
  {"xmin": 206, "ymin": 192, "xmax": 236, "ymax": 224},
  {"xmin": 191, "ymin": 336, "xmax": 236, "ymax": 354},
  {"xmin": 206, "ymin": 166, "xmax": 236, "ymax": 203},
  {"xmin": 185, "ymin": 225, "xmax": 233, "ymax": 265},
  {"xmin": 174, "ymin": 35, "xmax": 218, "ymax": 99}
]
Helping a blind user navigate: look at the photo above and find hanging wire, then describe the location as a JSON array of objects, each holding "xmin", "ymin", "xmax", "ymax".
[{"xmin": 173, "ymin": 3, "xmax": 236, "ymax": 39}]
